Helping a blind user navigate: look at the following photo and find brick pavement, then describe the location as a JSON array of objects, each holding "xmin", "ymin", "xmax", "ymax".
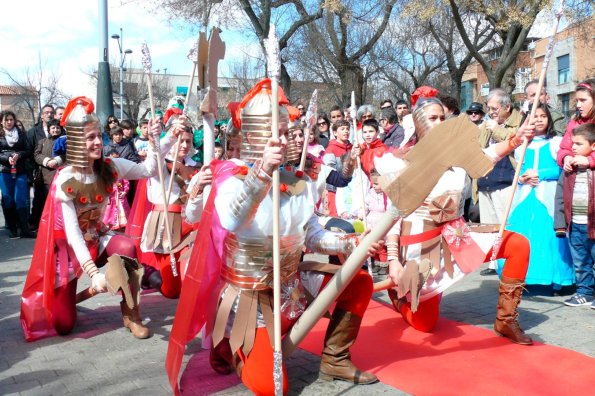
[{"xmin": 0, "ymin": 225, "xmax": 593, "ymax": 395}]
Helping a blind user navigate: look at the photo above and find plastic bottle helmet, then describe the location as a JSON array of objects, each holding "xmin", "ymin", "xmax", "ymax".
[
  {"xmin": 285, "ymin": 105, "xmax": 303, "ymax": 164},
  {"xmin": 239, "ymin": 79, "xmax": 289, "ymax": 164},
  {"xmin": 62, "ymin": 97, "xmax": 100, "ymax": 168}
]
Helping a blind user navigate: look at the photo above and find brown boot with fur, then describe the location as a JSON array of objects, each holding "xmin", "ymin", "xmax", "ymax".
[{"xmin": 494, "ymin": 276, "xmax": 532, "ymax": 345}]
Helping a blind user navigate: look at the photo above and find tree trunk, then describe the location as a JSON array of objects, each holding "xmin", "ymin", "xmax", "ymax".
[
  {"xmin": 280, "ymin": 63, "xmax": 292, "ymax": 99},
  {"xmin": 338, "ymin": 64, "xmax": 364, "ymax": 106}
]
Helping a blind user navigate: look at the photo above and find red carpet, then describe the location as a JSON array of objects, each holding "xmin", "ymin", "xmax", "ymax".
[
  {"xmin": 180, "ymin": 350, "xmax": 241, "ymax": 395},
  {"xmin": 300, "ymin": 300, "xmax": 595, "ymax": 395}
]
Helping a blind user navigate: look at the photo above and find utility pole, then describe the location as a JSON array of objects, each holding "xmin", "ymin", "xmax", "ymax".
[
  {"xmin": 96, "ymin": 0, "xmax": 114, "ymax": 125},
  {"xmin": 112, "ymin": 28, "xmax": 133, "ymax": 119}
]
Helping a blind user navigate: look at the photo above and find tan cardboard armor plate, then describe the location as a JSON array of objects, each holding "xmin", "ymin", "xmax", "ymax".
[{"xmin": 378, "ymin": 115, "xmax": 494, "ymax": 217}]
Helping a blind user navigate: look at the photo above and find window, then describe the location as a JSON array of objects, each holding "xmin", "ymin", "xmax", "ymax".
[
  {"xmin": 514, "ymin": 68, "xmax": 532, "ymax": 94},
  {"xmin": 560, "ymin": 94, "xmax": 570, "ymax": 119},
  {"xmin": 480, "ymin": 83, "xmax": 490, "ymax": 97},
  {"xmin": 557, "ymin": 55, "xmax": 570, "ymax": 84}
]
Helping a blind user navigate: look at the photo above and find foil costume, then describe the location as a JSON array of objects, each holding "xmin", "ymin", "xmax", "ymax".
[
  {"xmin": 166, "ymin": 80, "xmax": 376, "ymax": 395},
  {"xmin": 137, "ymin": 116, "xmax": 199, "ymax": 298},
  {"xmin": 20, "ymin": 97, "xmax": 174, "ymax": 341},
  {"xmin": 377, "ymin": 96, "xmax": 533, "ymax": 345}
]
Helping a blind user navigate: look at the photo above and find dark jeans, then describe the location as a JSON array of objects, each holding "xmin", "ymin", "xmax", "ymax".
[
  {"xmin": 30, "ymin": 182, "xmax": 49, "ymax": 229},
  {"xmin": 568, "ymin": 222, "xmax": 595, "ymax": 296},
  {"xmin": 0, "ymin": 172, "xmax": 29, "ymax": 209}
]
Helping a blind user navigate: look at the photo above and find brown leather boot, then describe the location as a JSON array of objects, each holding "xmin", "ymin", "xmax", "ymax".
[
  {"xmin": 120, "ymin": 301, "xmax": 150, "ymax": 339},
  {"xmin": 209, "ymin": 338, "xmax": 233, "ymax": 375},
  {"xmin": 494, "ymin": 276, "xmax": 532, "ymax": 345},
  {"xmin": 319, "ymin": 309, "xmax": 378, "ymax": 384},
  {"xmin": 120, "ymin": 257, "xmax": 150, "ymax": 339}
]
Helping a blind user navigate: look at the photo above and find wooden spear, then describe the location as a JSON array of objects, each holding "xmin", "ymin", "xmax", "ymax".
[
  {"xmin": 491, "ymin": 0, "xmax": 567, "ymax": 259},
  {"xmin": 140, "ymin": 42, "xmax": 178, "ymax": 277},
  {"xmin": 265, "ymin": 25, "xmax": 283, "ymax": 396},
  {"xmin": 298, "ymin": 89, "xmax": 318, "ymax": 171}
]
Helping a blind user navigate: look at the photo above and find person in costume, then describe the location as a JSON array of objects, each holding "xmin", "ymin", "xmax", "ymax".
[
  {"xmin": 378, "ymin": 95, "xmax": 535, "ymax": 345},
  {"xmin": 136, "ymin": 110, "xmax": 201, "ymax": 298},
  {"xmin": 508, "ymin": 103, "xmax": 574, "ymax": 291},
  {"xmin": 20, "ymin": 97, "xmax": 176, "ymax": 342},
  {"xmin": 166, "ymin": 79, "xmax": 382, "ymax": 395}
]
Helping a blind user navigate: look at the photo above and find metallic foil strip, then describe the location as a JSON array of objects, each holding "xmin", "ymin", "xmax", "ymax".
[
  {"xmin": 222, "ymin": 233, "xmax": 305, "ymax": 290},
  {"xmin": 308, "ymin": 233, "xmax": 358, "ymax": 256},
  {"xmin": 229, "ymin": 160, "xmax": 272, "ymax": 224}
]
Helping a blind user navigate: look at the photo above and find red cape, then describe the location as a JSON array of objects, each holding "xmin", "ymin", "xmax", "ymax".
[{"xmin": 165, "ymin": 159, "xmax": 240, "ymax": 395}]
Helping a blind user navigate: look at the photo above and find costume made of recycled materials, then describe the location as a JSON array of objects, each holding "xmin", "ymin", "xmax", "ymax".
[
  {"xmin": 377, "ymin": 97, "xmax": 532, "ymax": 345},
  {"xmin": 138, "ymin": 152, "xmax": 198, "ymax": 298},
  {"xmin": 166, "ymin": 80, "xmax": 375, "ymax": 396},
  {"xmin": 20, "ymin": 97, "xmax": 174, "ymax": 342}
]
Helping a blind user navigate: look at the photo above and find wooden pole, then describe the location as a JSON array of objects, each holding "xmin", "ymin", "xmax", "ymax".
[
  {"xmin": 141, "ymin": 42, "xmax": 178, "ymax": 277},
  {"xmin": 491, "ymin": 0, "xmax": 567, "ymax": 259}
]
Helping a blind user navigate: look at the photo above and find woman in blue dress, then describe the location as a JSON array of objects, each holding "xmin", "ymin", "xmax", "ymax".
[{"xmin": 507, "ymin": 103, "xmax": 574, "ymax": 291}]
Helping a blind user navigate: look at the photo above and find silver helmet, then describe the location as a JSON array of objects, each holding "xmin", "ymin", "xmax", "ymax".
[
  {"xmin": 64, "ymin": 99, "xmax": 100, "ymax": 168},
  {"xmin": 239, "ymin": 80, "xmax": 289, "ymax": 163}
]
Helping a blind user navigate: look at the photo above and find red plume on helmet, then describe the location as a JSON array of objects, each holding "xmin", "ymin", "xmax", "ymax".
[
  {"xmin": 227, "ymin": 102, "xmax": 241, "ymax": 129},
  {"xmin": 60, "ymin": 96, "xmax": 95, "ymax": 127},
  {"xmin": 163, "ymin": 107, "xmax": 183, "ymax": 125},
  {"xmin": 410, "ymin": 86, "xmax": 439, "ymax": 107},
  {"xmin": 286, "ymin": 105, "xmax": 301, "ymax": 122}
]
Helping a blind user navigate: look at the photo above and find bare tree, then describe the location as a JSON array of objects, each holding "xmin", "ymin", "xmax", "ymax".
[
  {"xmin": 87, "ymin": 63, "xmax": 172, "ymax": 123},
  {"xmin": 0, "ymin": 53, "xmax": 68, "ymax": 125},
  {"xmin": 447, "ymin": 0, "xmax": 549, "ymax": 91},
  {"xmin": 370, "ymin": 17, "xmax": 446, "ymax": 104},
  {"xmin": 155, "ymin": 0, "xmax": 325, "ymax": 97},
  {"xmin": 296, "ymin": 0, "xmax": 397, "ymax": 105}
]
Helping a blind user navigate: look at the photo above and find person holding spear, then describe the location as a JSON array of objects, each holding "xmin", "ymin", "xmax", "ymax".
[
  {"xmin": 20, "ymin": 97, "xmax": 178, "ymax": 341},
  {"xmin": 165, "ymin": 77, "xmax": 383, "ymax": 395}
]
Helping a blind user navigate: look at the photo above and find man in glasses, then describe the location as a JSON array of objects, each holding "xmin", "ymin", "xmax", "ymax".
[
  {"xmin": 380, "ymin": 99, "xmax": 393, "ymax": 110},
  {"xmin": 474, "ymin": 89, "xmax": 522, "ymax": 276},
  {"xmin": 466, "ymin": 102, "xmax": 485, "ymax": 125},
  {"xmin": 28, "ymin": 104, "xmax": 55, "ymax": 230}
]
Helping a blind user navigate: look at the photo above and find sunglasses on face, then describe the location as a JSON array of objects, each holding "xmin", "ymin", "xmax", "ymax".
[
  {"xmin": 298, "ymin": 107, "xmax": 305, "ymax": 111},
  {"xmin": 468, "ymin": 111, "xmax": 482, "ymax": 115},
  {"xmin": 380, "ymin": 105, "xmax": 392, "ymax": 110},
  {"xmin": 317, "ymin": 122, "xmax": 328, "ymax": 126}
]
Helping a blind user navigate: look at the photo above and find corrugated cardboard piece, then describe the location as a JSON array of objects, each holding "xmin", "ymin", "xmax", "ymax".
[{"xmin": 379, "ymin": 116, "xmax": 494, "ymax": 217}]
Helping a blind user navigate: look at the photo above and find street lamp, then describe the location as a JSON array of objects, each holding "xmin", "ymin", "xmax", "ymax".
[{"xmin": 111, "ymin": 28, "xmax": 133, "ymax": 119}]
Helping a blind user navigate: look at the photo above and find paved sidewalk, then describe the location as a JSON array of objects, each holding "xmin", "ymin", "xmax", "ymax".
[{"xmin": 0, "ymin": 227, "xmax": 593, "ymax": 395}]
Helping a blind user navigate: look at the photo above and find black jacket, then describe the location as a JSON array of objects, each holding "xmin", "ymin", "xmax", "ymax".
[
  {"xmin": 0, "ymin": 129, "xmax": 32, "ymax": 174},
  {"xmin": 103, "ymin": 140, "xmax": 140, "ymax": 163}
]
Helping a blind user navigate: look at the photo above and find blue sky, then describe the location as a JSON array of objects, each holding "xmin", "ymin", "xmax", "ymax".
[{"xmin": 0, "ymin": 0, "xmax": 258, "ymax": 99}]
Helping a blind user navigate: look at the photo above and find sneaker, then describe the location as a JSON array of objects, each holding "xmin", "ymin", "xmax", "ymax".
[
  {"xmin": 480, "ymin": 268, "xmax": 498, "ymax": 276},
  {"xmin": 563, "ymin": 294, "xmax": 594, "ymax": 307}
]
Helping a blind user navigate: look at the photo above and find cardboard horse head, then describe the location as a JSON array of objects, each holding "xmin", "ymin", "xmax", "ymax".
[{"xmin": 379, "ymin": 115, "xmax": 494, "ymax": 217}]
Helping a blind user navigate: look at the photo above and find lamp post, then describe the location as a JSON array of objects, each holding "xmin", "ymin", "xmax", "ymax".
[{"xmin": 111, "ymin": 28, "xmax": 133, "ymax": 120}]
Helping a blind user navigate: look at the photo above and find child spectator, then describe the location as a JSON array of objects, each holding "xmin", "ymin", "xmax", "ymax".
[
  {"xmin": 323, "ymin": 119, "xmax": 353, "ymax": 216},
  {"xmin": 120, "ymin": 119, "xmax": 137, "ymax": 143},
  {"xmin": 307, "ymin": 128, "xmax": 325, "ymax": 160},
  {"xmin": 103, "ymin": 126, "xmax": 140, "ymax": 163},
  {"xmin": 507, "ymin": 103, "xmax": 574, "ymax": 293},
  {"xmin": 214, "ymin": 141, "xmax": 224, "ymax": 160},
  {"xmin": 359, "ymin": 118, "xmax": 388, "ymax": 178},
  {"xmin": 554, "ymin": 79, "xmax": 595, "ymax": 235},
  {"xmin": 103, "ymin": 179, "xmax": 131, "ymax": 230},
  {"xmin": 362, "ymin": 169, "xmax": 388, "ymax": 274},
  {"xmin": 562, "ymin": 123, "xmax": 595, "ymax": 307},
  {"xmin": 134, "ymin": 119, "xmax": 150, "ymax": 161}
]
